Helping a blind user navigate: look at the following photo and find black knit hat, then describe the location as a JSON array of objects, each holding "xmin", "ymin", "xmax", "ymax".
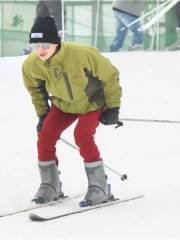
[{"xmin": 29, "ymin": 16, "xmax": 61, "ymax": 44}]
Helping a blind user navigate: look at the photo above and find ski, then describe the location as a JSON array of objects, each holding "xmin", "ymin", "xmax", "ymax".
[
  {"xmin": 139, "ymin": 0, "xmax": 180, "ymax": 31},
  {"xmin": 0, "ymin": 193, "xmax": 83, "ymax": 218},
  {"xmin": 121, "ymin": 0, "xmax": 172, "ymax": 31},
  {"xmin": 29, "ymin": 194, "xmax": 144, "ymax": 222}
]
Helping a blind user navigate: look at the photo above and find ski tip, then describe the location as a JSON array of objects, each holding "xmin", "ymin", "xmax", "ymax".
[{"xmin": 29, "ymin": 213, "xmax": 46, "ymax": 222}]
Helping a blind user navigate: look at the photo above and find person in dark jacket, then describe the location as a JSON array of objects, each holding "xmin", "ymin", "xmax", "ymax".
[
  {"xmin": 36, "ymin": 0, "xmax": 62, "ymax": 33},
  {"xmin": 24, "ymin": 0, "xmax": 63, "ymax": 55},
  {"xmin": 110, "ymin": 0, "xmax": 145, "ymax": 51},
  {"xmin": 22, "ymin": 17, "xmax": 122, "ymax": 206}
]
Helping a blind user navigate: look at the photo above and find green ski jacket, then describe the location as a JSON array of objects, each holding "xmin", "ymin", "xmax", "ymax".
[{"xmin": 22, "ymin": 42, "xmax": 122, "ymax": 117}]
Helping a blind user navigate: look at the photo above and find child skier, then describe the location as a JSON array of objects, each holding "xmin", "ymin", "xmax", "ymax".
[{"xmin": 22, "ymin": 16, "xmax": 122, "ymax": 206}]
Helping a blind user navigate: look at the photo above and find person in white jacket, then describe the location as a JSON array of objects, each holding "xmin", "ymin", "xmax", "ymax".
[{"xmin": 110, "ymin": 0, "xmax": 145, "ymax": 51}]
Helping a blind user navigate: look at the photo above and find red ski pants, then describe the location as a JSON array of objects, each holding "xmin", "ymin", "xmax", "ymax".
[{"xmin": 37, "ymin": 105, "xmax": 102, "ymax": 163}]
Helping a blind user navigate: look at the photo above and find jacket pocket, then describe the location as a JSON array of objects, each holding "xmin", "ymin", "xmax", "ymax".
[{"xmin": 63, "ymin": 72, "xmax": 74, "ymax": 101}]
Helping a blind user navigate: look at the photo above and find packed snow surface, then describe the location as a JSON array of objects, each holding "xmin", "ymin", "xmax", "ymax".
[{"xmin": 0, "ymin": 51, "xmax": 180, "ymax": 239}]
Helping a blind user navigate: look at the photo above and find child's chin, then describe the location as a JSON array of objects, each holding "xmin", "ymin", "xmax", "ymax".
[{"xmin": 39, "ymin": 55, "xmax": 48, "ymax": 61}]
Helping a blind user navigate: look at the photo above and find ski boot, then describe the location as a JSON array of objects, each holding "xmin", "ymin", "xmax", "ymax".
[
  {"xmin": 80, "ymin": 160, "xmax": 114, "ymax": 207},
  {"xmin": 32, "ymin": 160, "xmax": 64, "ymax": 204},
  {"xmin": 128, "ymin": 44, "xmax": 143, "ymax": 51}
]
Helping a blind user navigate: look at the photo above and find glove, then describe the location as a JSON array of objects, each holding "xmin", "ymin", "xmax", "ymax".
[
  {"xmin": 36, "ymin": 113, "xmax": 48, "ymax": 133},
  {"xmin": 100, "ymin": 107, "xmax": 119, "ymax": 125}
]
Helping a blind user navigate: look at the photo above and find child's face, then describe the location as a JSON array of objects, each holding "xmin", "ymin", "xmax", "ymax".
[{"xmin": 32, "ymin": 42, "xmax": 58, "ymax": 61}]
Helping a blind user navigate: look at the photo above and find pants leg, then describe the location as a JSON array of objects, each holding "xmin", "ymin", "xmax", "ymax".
[
  {"xmin": 118, "ymin": 12, "xmax": 144, "ymax": 46},
  {"xmin": 113, "ymin": 11, "xmax": 144, "ymax": 47},
  {"xmin": 128, "ymin": 15, "xmax": 144, "ymax": 45},
  {"xmin": 74, "ymin": 109, "xmax": 102, "ymax": 163},
  {"xmin": 38, "ymin": 105, "xmax": 77, "ymax": 162},
  {"xmin": 110, "ymin": 11, "xmax": 128, "ymax": 51}
]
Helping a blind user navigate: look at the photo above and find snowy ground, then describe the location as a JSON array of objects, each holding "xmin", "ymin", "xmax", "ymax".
[{"xmin": 0, "ymin": 51, "xmax": 180, "ymax": 239}]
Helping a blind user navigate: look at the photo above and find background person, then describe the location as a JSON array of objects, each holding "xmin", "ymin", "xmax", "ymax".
[
  {"xmin": 24, "ymin": 0, "xmax": 63, "ymax": 54},
  {"xmin": 110, "ymin": 0, "xmax": 145, "ymax": 51}
]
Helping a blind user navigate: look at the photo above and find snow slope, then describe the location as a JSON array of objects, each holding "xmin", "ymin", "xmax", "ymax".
[{"xmin": 0, "ymin": 51, "xmax": 180, "ymax": 239}]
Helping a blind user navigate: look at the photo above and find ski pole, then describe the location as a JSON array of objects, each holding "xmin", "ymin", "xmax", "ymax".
[
  {"xmin": 119, "ymin": 118, "xmax": 180, "ymax": 124},
  {"xmin": 139, "ymin": 0, "xmax": 180, "ymax": 32},
  {"xmin": 59, "ymin": 137, "xmax": 128, "ymax": 181}
]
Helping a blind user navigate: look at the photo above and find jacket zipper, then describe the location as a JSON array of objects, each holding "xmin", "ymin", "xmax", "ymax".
[{"xmin": 63, "ymin": 72, "xmax": 74, "ymax": 101}]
